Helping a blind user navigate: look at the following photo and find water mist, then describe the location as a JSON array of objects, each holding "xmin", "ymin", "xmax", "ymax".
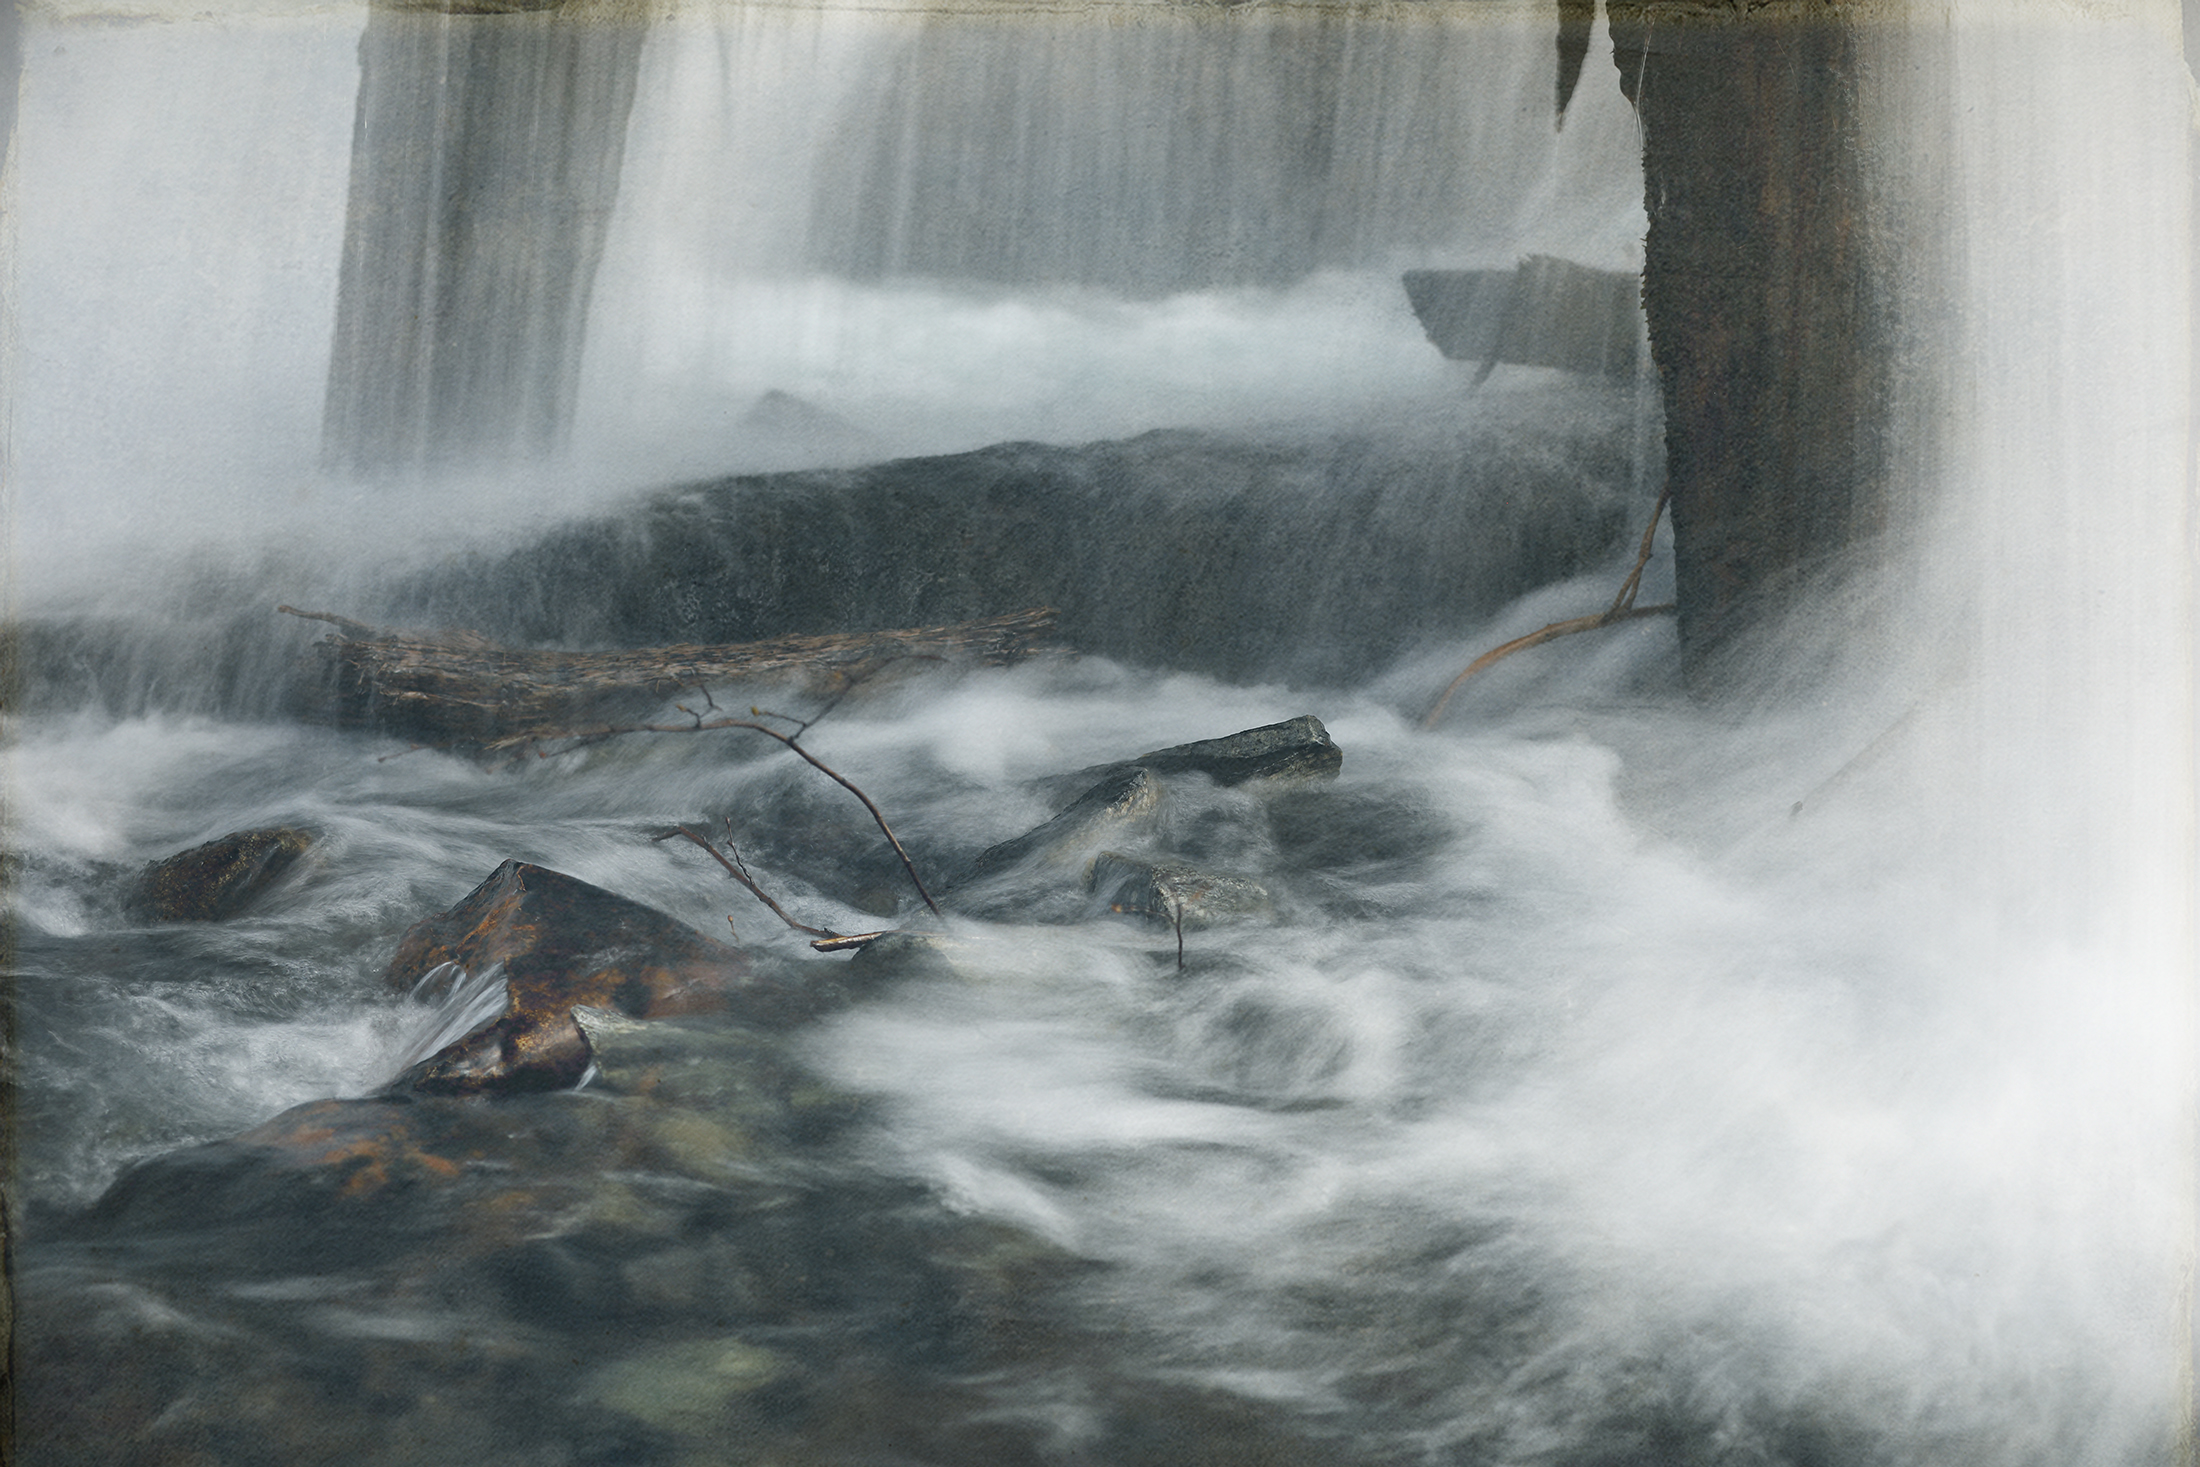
[{"xmin": 1, "ymin": 3, "xmax": 2191, "ymax": 1465}]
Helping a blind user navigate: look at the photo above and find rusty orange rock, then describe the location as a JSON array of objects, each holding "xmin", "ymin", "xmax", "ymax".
[{"xmin": 387, "ymin": 860, "xmax": 753, "ymax": 1095}]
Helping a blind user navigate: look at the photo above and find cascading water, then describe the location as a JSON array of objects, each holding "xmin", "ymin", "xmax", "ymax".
[{"xmin": 3, "ymin": 3, "xmax": 2191, "ymax": 1465}]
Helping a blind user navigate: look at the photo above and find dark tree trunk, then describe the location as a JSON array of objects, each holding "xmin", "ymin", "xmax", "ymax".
[{"xmin": 1606, "ymin": 2, "xmax": 1890, "ymax": 682}]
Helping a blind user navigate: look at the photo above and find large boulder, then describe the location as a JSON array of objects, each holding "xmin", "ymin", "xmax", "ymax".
[
  {"xmin": 385, "ymin": 860, "xmax": 763, "ymax": 1095},
  {"xmin": 381, "ymin": 423, "xmax": 1636, "ymax": 689}
]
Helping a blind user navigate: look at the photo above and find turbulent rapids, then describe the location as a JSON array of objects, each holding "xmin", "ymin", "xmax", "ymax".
[{"xmin": 3, "ymin": 3, "xmax": 2193, "ymax": 1466}]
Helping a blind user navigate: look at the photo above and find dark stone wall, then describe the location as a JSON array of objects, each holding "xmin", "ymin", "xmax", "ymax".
[{"xmin": 1605, "ymin": 2, "xmax": 1891, "ymax": 678}]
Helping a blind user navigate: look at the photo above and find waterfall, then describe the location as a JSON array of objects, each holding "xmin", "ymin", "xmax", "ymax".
[
  {"xmin": 2, "ymin": 3, "xmax": 2192, "ymax": 1465},
  {"xmin": 321, "ymin": 0, "xmax": 647, "ymax": 473}
]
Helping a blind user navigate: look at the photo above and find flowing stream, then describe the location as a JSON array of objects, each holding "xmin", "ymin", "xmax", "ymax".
[{"xmin": 4, "ymin": 3, "xmax": 2192, "ymax": 1465}]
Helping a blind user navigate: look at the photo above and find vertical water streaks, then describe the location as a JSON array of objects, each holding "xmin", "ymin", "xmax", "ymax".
[
  {"xmin": 804, "ymin": 2, "xmax": 1603, "ymax": 296},
  {"xmin": 579, "ymin": 0, "xmax": 1649, "ymax": 470},
  {"xmin": 322, "ymin": 0, "xmax": 647, "ymax": 474}
]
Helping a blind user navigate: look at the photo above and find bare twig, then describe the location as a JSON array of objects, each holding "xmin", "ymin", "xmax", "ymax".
[
  {"xmin": 653, "ymin": 823, "xmax": 844, "ymax": 940},
  {"xmin": 1173, "ymin": 897, "xmax": 1185, "ymax": 971},
  {"xmin": 579, "ymin": 716, "xmax": 940, "ymax": 917},
  {"xmin": 1423, "ymin": 486, "xmax": 1676, "ymax": 729},
  {"xmin": 1602, "ymin": 482, "xmax": 1673, "ymax": 621}
]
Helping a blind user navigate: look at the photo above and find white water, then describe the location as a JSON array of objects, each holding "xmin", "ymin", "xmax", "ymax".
[{"xmin": 3, "ymin": 2, "xmax": 2193, "ymax": 1463}]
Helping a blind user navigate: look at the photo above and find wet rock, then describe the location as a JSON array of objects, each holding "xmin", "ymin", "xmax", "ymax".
[
  {"xmin": 956, "ymin": 764, "xmax": 1164, "ymax": 891},
  {"xmin": 126, "ymin": 825, "xmax": 316, "ymax": 921},
  {"xmin": 1607, "ymin": 3, "xmax": 1888, "ymax": 677},
  {"xmin": 390, "ymin": 423, "xmax": 1635, "ymax": 689},
  {"xmin": 841, "ymin": 930, "xmax": 980, "ymax": 982},
  {"xmin": 581, "ymin": 1335, "xmax": 790, "ymax": 1437},
  {"xmin": 387, "ymin": 860, "xmax": 762, "ymax": 1095},
  {"xmin": 1131, "ymin": 713, "xmax": 1343, "ymax": 785},
  {"xmin": 1042, "ymin": 714, "xmax": 1343, "ymax": 801},
  {"xmin": 948, "ymin": 717, "xmax": 1338, "ymax": 920},
  {"xmin": 29, "ymin": 1077, "xmax": 1076, "ymax": 1466},
  {"xmin": 1086, "ymin": 851, "xmax": 1275, "ymax": 931},
  {"xmin": 572, "ymin": 1006, "xmax": 862, "ymax": 1144}
]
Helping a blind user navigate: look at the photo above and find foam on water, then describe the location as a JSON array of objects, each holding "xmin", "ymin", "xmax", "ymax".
[{"xmin": 1, "ymin": 1, "xmax": 2191, "ymax": 1462}]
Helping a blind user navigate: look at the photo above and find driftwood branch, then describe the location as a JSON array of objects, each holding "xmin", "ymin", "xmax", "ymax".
[
  {"xmin": 1423, "ymin": 486, "xmax": 1674, "ymax": 728},
  {"xmin": 281, "ymin": 605, "xmax": 1059, "ymax": 748},
  {"xmin": 281, "ymin": 605, "xmax": 996, "ymax": 919},
  {"xmin": 810, "ymin": 931, "xmax": 895, "ymax": 953}
]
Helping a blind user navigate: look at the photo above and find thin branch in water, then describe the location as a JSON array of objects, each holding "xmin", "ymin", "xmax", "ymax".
[
  {"xmin": 526, "ymin": 715, "xmax": 943, "ymax": 919},
  {"xmin": 1601, "ymin": 482, "xmax": 1674, "ymax": 622},
  {"xmin": 652, "ymin": 823, "xmax": 843, "ymax": 940},
  {"xmin": 669, "ymin": 668, "xmax": 724, "ymax": 728},
  {"xmin": 773, "ymin": 733, "xmax": 944, "ymax": 919},
  {"xmin": 1423, "ymin": 486, "xmax": 1676, "ymax": 729},
  {"xmin": 1173, "ymin": 897, "xmax": 1186, "ymax": 972},
  {"xmin": 747, "ymin": 706, "xmax": 820, "ymax": 739},
  {"xmin": 749, "ymin": 652, "xmax": 897, "ymax": 736}
]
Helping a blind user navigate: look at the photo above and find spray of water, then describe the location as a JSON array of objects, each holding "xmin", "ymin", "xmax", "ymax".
[{"xmin": 1, "ymin": 2, "xmax": 2191, "ymax": 1464}]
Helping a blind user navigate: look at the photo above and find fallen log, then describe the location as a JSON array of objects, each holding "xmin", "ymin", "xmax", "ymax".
[{"xmin": 280, "ymin": 604, "xmax": 1059, "ymax": 747}]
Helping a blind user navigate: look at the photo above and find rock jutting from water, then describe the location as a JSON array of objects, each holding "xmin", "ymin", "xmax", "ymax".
[
  {"xmin": 126, "ymin": 826, "xmax": 318, "ymax": 922},
  {"xmin": 1085, "ymin": 851, "xmax": 1276, "ymax": 932},
  {"xmin": 386, "ymin": 860, "xmax": 765, "ymax": 1095},
  {"xmin": 945, "ymin": 715, "xmax": 1340, "ymax": 923},
  {"xmin": 1052, "ymin": 713, "xmax": 1345, "ymax": 794}
]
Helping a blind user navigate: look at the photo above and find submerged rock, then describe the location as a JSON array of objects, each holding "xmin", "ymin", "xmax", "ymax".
[
  {"xmin": 580, "ymin": 1335, "xmax": 790, "ymax": 1437},
  {"xmin": 572, "ymin": 1006, "xmax": 863, "ymax": 1144},
  {"xmin": 1086, "ymin": 851, "xmax": 1275, "ymax": 931},
  {"xmin": 27, "ymin": 1012, "xmax": 1126, "ymax": 1467},
  {"xmin": 387, "ymin": 860, "xmax": 761, "ymax": 1095},
  {"xmin": 126, "ymin": 826, "xmax": 317, "ymax": 922}
]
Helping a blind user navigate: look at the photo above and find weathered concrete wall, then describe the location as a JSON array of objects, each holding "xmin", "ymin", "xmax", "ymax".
[
  {"xmin": 1605, "ymin": 1, "xmax": 1892, "ymax": 679},
  {"xmin": 322, "ymin": 0, "xmax": 646, "ymax": 474}
]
